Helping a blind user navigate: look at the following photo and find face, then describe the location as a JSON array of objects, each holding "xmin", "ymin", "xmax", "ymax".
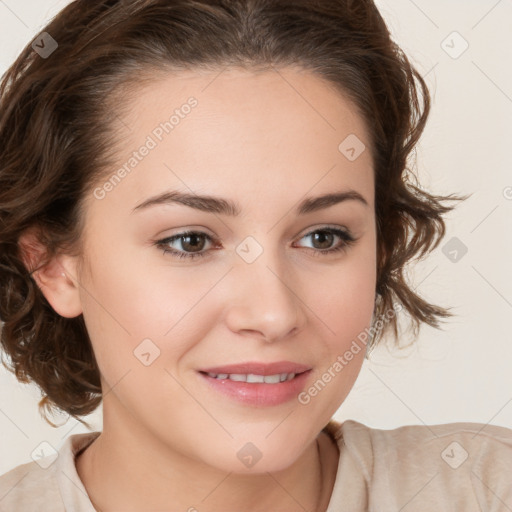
[{"xmin": 58, "ymin": 67, "xmax": 376, "ymax": 473}]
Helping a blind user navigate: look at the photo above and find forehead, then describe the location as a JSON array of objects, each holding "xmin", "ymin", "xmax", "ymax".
[
  {"xmin": 87, "ymin": 66, "xmax": 374, "ymax": 217},
  {"xmin": 122, "ymin": 66, "xmax": 371, "ymax": 153}
]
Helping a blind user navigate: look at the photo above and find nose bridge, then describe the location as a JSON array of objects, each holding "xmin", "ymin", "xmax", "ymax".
[{"xmin": 226, "ymin": 236, "xmax": 305, "ymax": 341}]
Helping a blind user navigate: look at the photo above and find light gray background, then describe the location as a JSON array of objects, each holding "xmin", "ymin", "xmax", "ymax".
[{"xmin": 0, "ymin": 0, "xmax": 511, "ymax": 474}]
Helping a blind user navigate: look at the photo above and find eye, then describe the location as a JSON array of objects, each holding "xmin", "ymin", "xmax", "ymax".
[
  {"xmin": 294, "ymin": 227, "xmax": 356, "ymax": 256},
  {"xmin": 155, "ymin": 226, "xmax": 357, "ymax": 261},
  {"xmin": 156, "ymin": 231, "xmax": 216, "ymax": 260}
]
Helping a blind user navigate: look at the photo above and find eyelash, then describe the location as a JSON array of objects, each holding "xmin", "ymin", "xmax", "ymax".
[{"xmin": 155, "ymin": 227, "xmax": 357, "ymax": 261}]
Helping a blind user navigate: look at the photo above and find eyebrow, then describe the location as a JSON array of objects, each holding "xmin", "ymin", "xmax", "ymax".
[{"xmin": 131, "ymin": 189, "xmax": 369, "ymax": 216}]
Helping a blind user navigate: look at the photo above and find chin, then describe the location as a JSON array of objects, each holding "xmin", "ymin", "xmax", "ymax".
[{"xmin": 198, "ymin": 437, "xmax": 309, "ymax": 475}]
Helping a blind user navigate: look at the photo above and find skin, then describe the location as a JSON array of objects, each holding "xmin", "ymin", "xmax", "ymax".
[{"xmin": 20, "ymin": 66, "xmax": 377, "ymax": 511}]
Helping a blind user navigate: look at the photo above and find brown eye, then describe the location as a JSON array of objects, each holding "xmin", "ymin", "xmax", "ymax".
[
  {"xmin": 310, "ymin": 231, "xmax": 335, "ymax": 250},
  {"xmin": 295, "ymin": 227, "xmax": 356, "ymax": 256},
  {"xmin": 178, "ymin": 233, "xmax": 207, "ymax": 252},
  {"xmin": 156, "ymin": 231, "xmax": 215, "ymax": 260},
  {"xmin": 155, "ymin": 227, "xmax": 357, "ymax": 261}
]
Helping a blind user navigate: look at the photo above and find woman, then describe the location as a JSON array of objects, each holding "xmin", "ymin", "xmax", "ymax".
[{"xmin": 0, "ymin": 1, "xmax": 511, "ymax": 510}]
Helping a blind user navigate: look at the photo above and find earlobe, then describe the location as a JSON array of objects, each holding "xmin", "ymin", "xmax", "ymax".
[{"xmin": 18, "ymin": 228, "xmax": 83, "ymax": 319}]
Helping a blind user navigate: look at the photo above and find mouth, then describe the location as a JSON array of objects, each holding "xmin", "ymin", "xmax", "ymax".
[
  {"xmin": 196, "ymin": 362, "xmax": 313, "ymax": 406},
  {"xmin": 198, "ymin": 360, "xmax": 311, "ymax": 377},
  {"xmin": 198, "ymin": 370, "xmax": 307, "ymax": 383}
]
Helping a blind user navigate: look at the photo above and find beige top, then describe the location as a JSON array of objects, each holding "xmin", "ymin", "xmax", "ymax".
[{"xmin": 1, "ymin": 419, "xmax": 511, "ymax": 511}]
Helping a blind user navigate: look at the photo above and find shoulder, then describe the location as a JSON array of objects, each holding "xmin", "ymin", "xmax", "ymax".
[
  {"xmin": 326, "ymin": 419, "xmax": 512, "ymax": 510},
  {"xmin": 0, "ymin": 458, "xmax": 63, "ymax": 512},
  {"xmin": 335, "ymin": 419, "xmax": 512, "ymax": 468},
  {"xmin": 0, "ymin": 432, "xmax": 99, "ymax": 512}
]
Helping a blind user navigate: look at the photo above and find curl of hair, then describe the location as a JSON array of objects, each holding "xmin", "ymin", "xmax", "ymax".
[{"xmin": 0, "ymin": 0, "xmax": 469, "ymax": 423}]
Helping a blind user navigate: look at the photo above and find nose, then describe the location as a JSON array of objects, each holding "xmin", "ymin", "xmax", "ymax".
[{"xmin": 223, "ymin": 248, "xmax": 307, "ymax": 343}]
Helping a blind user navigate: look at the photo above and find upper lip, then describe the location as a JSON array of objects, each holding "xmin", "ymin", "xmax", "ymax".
[{"xmin": 199, "ymin": 361, "xmax": 312, "ymax": 376}]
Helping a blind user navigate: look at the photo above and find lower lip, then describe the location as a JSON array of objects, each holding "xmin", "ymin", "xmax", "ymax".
[{"xmin": 198, "ymin": 370, "xmax": 312, "ymax": 406}]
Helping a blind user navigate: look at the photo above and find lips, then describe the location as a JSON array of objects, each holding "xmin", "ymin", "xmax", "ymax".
[
  {"xmin": 198, "ymin": 366, "xmax": 313, "ymax": 406},
  {"xmin": 198, "ymin": 361, "xmax": 311, "ymax": 376}
]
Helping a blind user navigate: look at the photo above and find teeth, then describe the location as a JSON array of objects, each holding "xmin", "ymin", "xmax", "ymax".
[
  {"xmin": 206, "ymin": 372, "xmax": 297, "ymax": 383},
  {"xmin": 207, "ymin": 372, "xmax": 228, "ymax": 379},
  {"xmin": 247, "ymin": 374, "xmax": 264, "ymax": 383},
  {"xmin": 229, "ymin": 373, "xmax": 247, "ymax": 382}
]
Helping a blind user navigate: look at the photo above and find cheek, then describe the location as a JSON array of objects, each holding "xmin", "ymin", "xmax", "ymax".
[
  {"xmin": 309, "ymin": 271, "xmax": 373, "ymax": 385},
  {"xmin": 301, "ymin": 240, "xmax": 376, "ymax": 406},
  {"xmin": 312, "ymin": 246, "xmax": 376, "ymax": 342},
  {"xmin": 296, "ymin": 261, "xmax": 374, "ymax": 421},
  {"xmin": 77, "ymin": 245, "xmax": 225, "ymax": 380}
]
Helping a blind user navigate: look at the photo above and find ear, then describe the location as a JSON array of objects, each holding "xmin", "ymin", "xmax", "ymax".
[{"xmin": 17, "ymin": 227, "xmax": 83, "ymax": 318}]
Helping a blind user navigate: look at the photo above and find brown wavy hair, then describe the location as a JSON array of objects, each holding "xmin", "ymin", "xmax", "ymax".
[{"xmin": 0, "ymin": 0, "xmax": 468, "ymax": 425}]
